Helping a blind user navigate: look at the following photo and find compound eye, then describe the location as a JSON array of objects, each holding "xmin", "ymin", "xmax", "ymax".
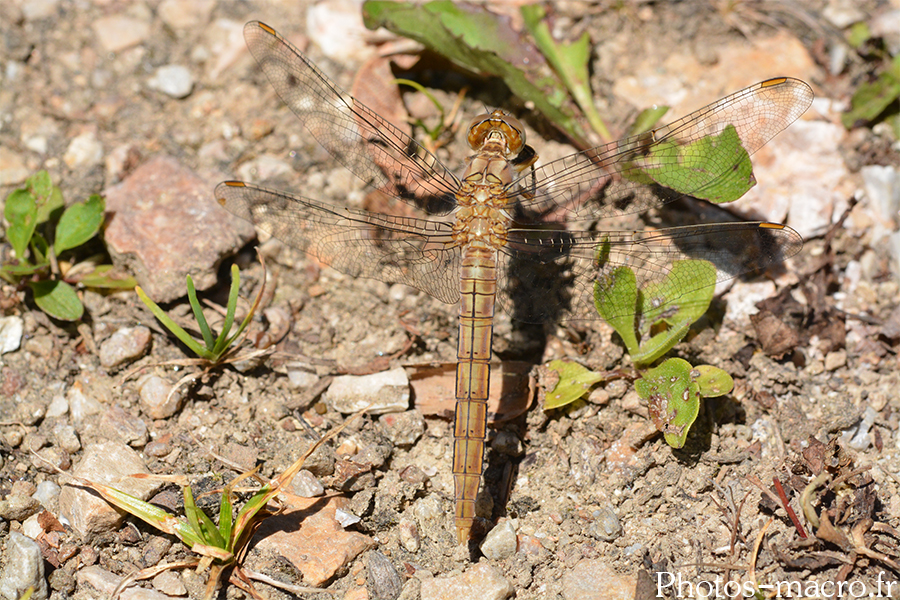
[
  {"xmin": 465, "ymin": 110, "xmax": 526, "ymax": 154},
  {"xmin": 499, "ymin": 114, "xmax": 526, "ymax": 154},
  {"xmin": 466, "ymin": 113, "xmax": 494, "ymax": 149}
]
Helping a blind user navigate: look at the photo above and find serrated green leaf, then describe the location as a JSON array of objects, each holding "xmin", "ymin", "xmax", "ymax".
[
  {"xmin": 362, "ymin": 0, "xmax": 590, "ymax": 147},
  {"xmin": 636, "ymin": 124, "xmax": 755, "ymax": 203},
  {"xmin": 594, "ymin": 265, "xmax": 639, "ymax": 355},
  {"xmin": 54, "ymin": 194, "xmax": 104, "ymax": 255},
  {"xmin": 842, "ymin": 54, "xmax": 900, "ymax": 128},
  {"xmin": 634, "ymin": 357, "xmax": 700, "ymax": 448},
  {"xmin": 692, "ymin": 364, "xmax": 734, "ymax": 398},
  {"xmin": 29, "ymin": 280, "xmax": 84, "ymax": 321},
  {"xmin": 4, "ymin": 188, "xmax": 38, "ymax": 260},
  {"xmin": 544, "ymin": 359, "xmax": 606, "ymax": 409}
]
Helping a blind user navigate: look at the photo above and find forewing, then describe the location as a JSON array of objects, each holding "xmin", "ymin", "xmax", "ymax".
[
  {"xmin": 511, "ymin": 78, "xmax": 814, "ymax": 222},
  {"xmin": 496, "ymin": 222, "xmax": 803, "ymax": 324},
  {"xmin": 243, "ymin": 21, "xmax": 460, "ymax": 215},
  {"xmin": 216, "ymin": 181, "xmax": 461, "ymax": 304}
]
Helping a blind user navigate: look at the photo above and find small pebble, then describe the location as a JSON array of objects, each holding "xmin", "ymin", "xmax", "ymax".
[
  {"xmin": 0, "ymin": 316, "xmax": 24, "ymax": 354},
  {"xmin": 418, "ymin": 563, "xmax": 513, "ymax": 600},
  {"xmin": 398, "ymin": 517, "xmax": 420, "ymax": 552},
  {"xmin": 53, "ymin": 423, "xmax": 81, "ymax": 453},
  {"xmin": 151, "ymin": 570, "xmax": 186, "ymax": 596},
  {"xmin": 0, "ymin": 494, "xmax": 41, "ymax": 521},
  {"xmin": 99, "ymin": 326, "xmax": 151, "ymax": 369},
  {"xmin": 63, "ymin": 131, "xmax": 103, "ymax": 169},
  {"xmin": 0, "ymin": 531, "xmax": 47, "ymax": 600},
  {"xmin": 138, "ymin": 375, "xmax": 184, "ymax": 419},
  {"xmin": 491, "ymin": 430, "xmax": 523, "ymax": 457},
  {"xmin": 291, "ymin": 469, "xmax": 325, "ymax": 498},
  {"xmin": 100, "ymin": 404, "xmax": 148, "ymax": 446},
  {"xmin": 480, "ymin": 519, "xmax": 517, "ymax": 560},
  {"xmin": 588, "ymin": 506, "xmax": 623, "ymax": 542},
  {"xmin": 824, "ymin": 349, "xmax": 847, "ymax": 371},
  {"xmin": 367, "ymin": 551, "xmax": 402, "ymax": 600},
  {"xmin": 147, "ymin": 65, "xmax": 194, "ymax": 98},
  {"xmin": 378, "ymin": 410, "xmax": 425, "ymax": 447},
  {"xmin": 324, "ymin": 367, "xmax": 410, "ymax": 415}
]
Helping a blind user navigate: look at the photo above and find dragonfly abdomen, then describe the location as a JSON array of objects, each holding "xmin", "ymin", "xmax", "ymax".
[{"xmin": 453, "ymin": 245, "xmax": 499, "ymax": 544}]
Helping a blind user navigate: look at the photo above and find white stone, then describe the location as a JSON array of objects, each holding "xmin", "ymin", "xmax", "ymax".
[{"xmin": 324, "ymin": 367, "xmax": 410, "ymax": 415}]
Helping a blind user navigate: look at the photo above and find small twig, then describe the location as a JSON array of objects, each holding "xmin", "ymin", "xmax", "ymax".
[
  {"xmin": 824, "ymin": 464, "xmax": 872, "ymax": 492},
  {"xmin": 773, "ymin": 477, "xmax": 807, "ymax": 539},
  {"xmin": 747, "ymin": 517, "xmax": 774, "ymax": 593},
  {"xmin": 243, "ymin": 568, "xmax": 340, "ymax": 595}
]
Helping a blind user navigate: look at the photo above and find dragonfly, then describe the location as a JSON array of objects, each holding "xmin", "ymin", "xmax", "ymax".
[{"xmin": 216, "ymin": 21, "xmax": 813, "ymax": 545}]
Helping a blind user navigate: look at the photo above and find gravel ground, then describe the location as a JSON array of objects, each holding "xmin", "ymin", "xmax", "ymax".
[{"xmin": 0, "ymin": 1, "xmax": 898, "ymax": 599}]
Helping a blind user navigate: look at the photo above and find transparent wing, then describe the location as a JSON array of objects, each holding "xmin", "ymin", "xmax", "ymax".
[
  {"xmin": 496, "ymin": 222, "xmax": 803, "ymax": 323},
  {"xmin": 242, "ymin": 21, "xmax": 461, "ymax": 215},
  {"xmin": 507, "ymin": 78, "xmax": 814, "ymax": 223},
  {"xmin": 216, "ymin": 181, "xmax": 461, "ymax": 304}
]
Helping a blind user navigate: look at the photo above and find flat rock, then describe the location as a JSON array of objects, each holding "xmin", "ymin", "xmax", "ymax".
[
  {"xmin": 58, "ymin": 441, "xmax": 161, "ymax": 538},
  {"xmin": 562, "ymin": 559, "xmax": 635, "ymax": 600},
  {"xmin": 76, "ymin": 565, "xmax": 172, "ymax": 600},
  {"xmin": 104, "ymin": 155, "xmax": 255, "ymax": 302},
  {"xmin": 324, "ymin": 367, "xmax": 410, "ymax": 415},
  {"xmin": 419, "ymin": 563, "xmax": 514, "ymax": 600},
  {"xmin": 251, "ymin": 495, "xmax": 373, "ymax": 587},
  {"xmin": 0, "ymin": 531, "xmax": 47, "ymax": 600}
]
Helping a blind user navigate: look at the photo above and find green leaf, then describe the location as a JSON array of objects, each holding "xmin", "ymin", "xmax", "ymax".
[
  {"xmin": 693, "ymin": 364, "xmax": 734, "ymax": 398},
  {"xmin": 639, "ymin": 259, "xmax": 716, "ymax": 334},
  {"xmin": 635, "ymin": 357, "xmax": 701, "ymax": 449},
  {"xmin": 54, "ymin": 194, "xmax": 104, "ymax": 255},
  {"xmin": 28, "ymin": 280, "xmax": 84, "ymax": 321},
  {"xmin": 73, "ymin": 265, "xmax": 137, "ymax": 289},
  {"xmin": 362, "ymin": 0, "xmax": 591, "ymax": 147},
  {"xmin": 1, "ymin": 263, "xmax": 42, "ymax": 278},
  {"xmin": 544, "ymin": 359, "xmax": 606, "ymax": 409},
  {"xmin": 631, "ymin": 319, "xmax": 691, "ymax": 367},
  {"xmin": 4, "ymin": 188, "xmax": 38, "ymax": 260},
  {"xmin": 629, "ymin": 105, "xmax": 669, "ymax": 136},
  {"xmin": 211, "ymin": 264, "xmax": 241, "ymax": 356},
  {"xmin": 634, "ymin": 124, "xmax": 756, "ymax": 204},
  {"xmin": 522, "ymin": 4, "xmax": 610, "ymax": 141},
  {"xmin": 183, "ymin": 485, "xmax": 225, "ymax": 549},
  {"xmin": 593, "ymin": 264, "xmax": 640, "ymax": 356},
  {"xmin": 846, "ymin": 21, "xmax": 871, "ymax": 49},
  {"xmin": 841, "ymin": 54, "xmax": 900, "ymax": 128},
  {"xmin": 136, "ymin": 286, "xmax": 215, "ymax": 360},
  {"xmin": 26, "ymin": 170, "xmax": 53, "ymax": 199},
  {"xmin": 186, "ymin": 275, "xmax": 215, "ymax": 350},
  {"xmin": 27, "ymin": 171, "xmax": 64, "ymax": 225}
]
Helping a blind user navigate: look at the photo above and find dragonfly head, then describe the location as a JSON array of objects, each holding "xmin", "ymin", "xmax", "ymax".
[{"xmin": 466, "ymin": 109, "xmax": 526, "ymax": 157}]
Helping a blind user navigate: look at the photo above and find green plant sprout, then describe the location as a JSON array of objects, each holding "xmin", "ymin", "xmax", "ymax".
[
  {"xmin": 136, "ymin": 263, "xmax": 260, "ymax": 364},
  {"xmin": 1, "ymin": 170, "xmax": 135, "ymax": 320},
  {"xmin": 132, "ymin": 259, "xmax": 269, "ymax": 401},
  {"xmin": 44, "ymin": 410, "xmax": 364, "ymax": 600},
  {"xmin": 363, "ymin": 1, "xmax": 665, "ymax": 147},
  {"xmin": 393, "ymin": 78, "xmax": 455, "ymax": 142},
  {"xmin": 546, "ymin": 246, "xmax": 733, "ymax": 448},
  {"xmin": 841, "ymin": 22, "xmax": 900, "ymax": 136}
]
